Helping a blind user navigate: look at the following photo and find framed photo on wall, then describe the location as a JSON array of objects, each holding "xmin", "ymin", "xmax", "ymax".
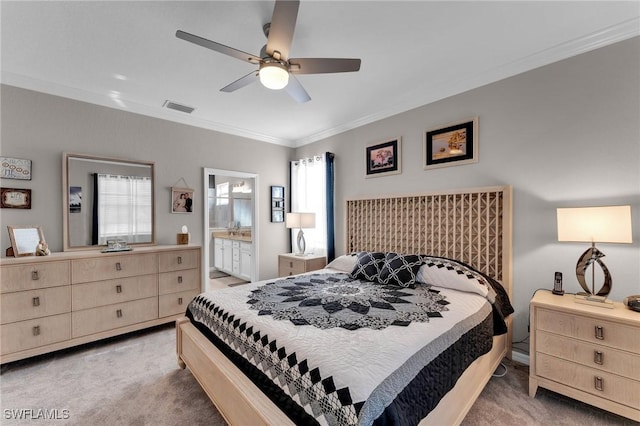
[
  {"xmin": 424, "ymin": 117, "xmax": 478, "ymax": 170},
  {"xmin": 1, "ymin": 188, "xmax": 31, "ymax": 209},
  {"xmin": 271, "ymin": 185, "xmax": 285, "ymax": 222},
  {"xmin": 365, "ymin": 137, "xmax": 401, "ymax": 178},
  {"xmin": 171, "ymin": 187, "xmax": 194, "ymax": 213},
  {"xmin": 1, "ymin": 157, "xmax": 32, "ymax": 180}
]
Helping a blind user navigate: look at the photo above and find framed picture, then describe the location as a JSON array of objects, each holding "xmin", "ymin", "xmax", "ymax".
[
  {"xmin": 271, "ymin": 185, "xmax": 285, "ymax": 223},
  {"xmin": 1, "ymin": 188, "xmax": 31, "ymax": 209},
  {"xmin": 365, "ymin": 137, "xmax": 401, "ymax": 178},
  {"xmin": 1, "ymin": 157, "xmax": 32, "ymax": 180},
  {"xmin": 7, "ymin": 225, "xmax": 45, "ymax": 256},
  {"xmin": 171, "ymin": 187, "xmax": 194, "ymax": 213},
  {"xmin": 424, "ymin": 117, "xmax": 478, "ymax": 170}
]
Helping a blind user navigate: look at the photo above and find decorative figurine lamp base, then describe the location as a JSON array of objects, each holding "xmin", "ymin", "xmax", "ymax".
[
  {"xmin": 557, "ymin": 205, "xmax": 633, "ymax": 308},
  {"xmin": 285, "ymin": 212, "xmax": 316, "ymax": 256}
]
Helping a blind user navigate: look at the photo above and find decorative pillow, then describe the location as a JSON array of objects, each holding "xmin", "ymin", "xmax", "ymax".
[
  {"xmin": 377, "ymin": 253, "xmax": 424, "ymax": 287},
  {"xmin": 325, "ymin": 253, "xmax": 358, "ymax": 273},
  {"xmin": 349, "ymin": 251, "xmax": 386, "ymax": 282},
  {"xmin": 416, "ymin": 256, "xmax": 491, "ymax": 298}
]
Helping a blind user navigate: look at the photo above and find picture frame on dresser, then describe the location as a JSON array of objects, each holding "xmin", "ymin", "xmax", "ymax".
[{"xmin": 7, "ymin": 225, "xmax": 45, "ymax": 257}]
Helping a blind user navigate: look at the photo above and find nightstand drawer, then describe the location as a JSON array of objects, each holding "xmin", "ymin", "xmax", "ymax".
[
  {"xmin": 536, "ymin": 352, "xmax": 640, "ymax": 409},
  {"xmin": 1, "ymin": 286, "xmax": 71, "ymax": 324},
  {"xmin": 536, "ymin": 308, "xmax": 640, "ymax": 353},
  {"xmin": 536, "ymin": 330, "xmax": 640, "ymax": 378},
  {"xmin": 279, "ymin": 257, "xmax": 306, "ymax": 276}
]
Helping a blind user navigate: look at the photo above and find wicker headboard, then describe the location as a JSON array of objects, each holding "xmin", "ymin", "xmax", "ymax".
[{"xmin": 345, "ymin": 185, "xmax": 512, "ymax": 296}]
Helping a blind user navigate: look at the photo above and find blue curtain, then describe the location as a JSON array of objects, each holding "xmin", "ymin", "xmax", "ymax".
[{"xmin": 325, "ymin": 152, "xmax": 335, "ymax": 262}]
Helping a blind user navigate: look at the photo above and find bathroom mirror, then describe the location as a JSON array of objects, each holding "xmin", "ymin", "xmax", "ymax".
[{"xmin": 62, "ymin": 152, "xmax": 155, "ymax": 251}]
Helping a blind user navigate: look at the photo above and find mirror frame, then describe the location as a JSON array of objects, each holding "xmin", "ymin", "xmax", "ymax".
[{"xmin": 62, "ymin": 152, "xmax": 156, "ymax": 251}]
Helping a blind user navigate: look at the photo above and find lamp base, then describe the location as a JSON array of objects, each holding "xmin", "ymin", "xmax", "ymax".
[{"xmin": 574, "ymin": 293, "xmax": 614, "ymax": 309}]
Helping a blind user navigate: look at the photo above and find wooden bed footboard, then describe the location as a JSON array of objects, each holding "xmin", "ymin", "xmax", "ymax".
[{"xmin": 177, "ymin": 316, "xmax": 507, "ymax": 426}]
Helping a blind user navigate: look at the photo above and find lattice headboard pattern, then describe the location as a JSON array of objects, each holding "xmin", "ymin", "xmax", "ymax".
[{"xmin": 346, "ymin": 186, "xmax": 512, "ymax": 290}]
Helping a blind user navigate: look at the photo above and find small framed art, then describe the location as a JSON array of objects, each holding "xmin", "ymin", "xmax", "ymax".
[
  {"xmin": 271, "ymin": 185, "xmax": 285, "ymax": 222},
  {"xmin": 424, "ymin": 117, "xmax": 478, "ymax": 170},
  {"xmin": 1, "ymin": 188, "xmax": 31, "ymax": 209},
  {"xmin": 1, "ymin": 157, "xmax": 32, "ymax": 180},
  {"xmin": 7, "ymin": 225, "xmax": 45, "ymax": 256},
  {"xmin": 365, "ymin": 137, "xmax": 401, "ymax": 178},
  {"xmin": 171, "ymin": 187, "xmax": 194, "ymax": 213}
]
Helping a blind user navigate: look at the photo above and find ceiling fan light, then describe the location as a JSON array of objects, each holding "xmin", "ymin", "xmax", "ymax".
[{"xmin": 259, "ymin": 63, "xmax": 289, "ymax": 90}]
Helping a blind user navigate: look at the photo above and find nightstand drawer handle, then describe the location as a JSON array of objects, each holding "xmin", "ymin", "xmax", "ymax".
[
  {"xmin": 31, "ymin": 270, "xmax": 40, "ymax": 280},
  {"xmin": 594, "ymin": 325, "xmax": 604, "ymax": 340},
  {"xmin": 289, "ymin": 261, "xmax": 293, "ymax": 267},
  {"xmin": 115, "ymin": 262, "xmax": 122, "ymax": 271},
  {"xmin": 32, "ymin": 296, "xmax": 40, "ymax": 307},
  {"xmin": 177, "ymin": 256, "xmax": 183, "ymax": 264},
  {"xmin": 594, "ymin": 376, "xmax": 604, "ymax": 391},
  {"xmin": 32, "ymin": 325, "xmax": 41, "ymax": 336},
  {"xmin": 116, "ymin": 309, "xmax": 123, "ymax": 318},
  {"xmin": 178, "ymin": 297, "xmax": 183, "ymax": 305},
  {"xmin": 116, "ymin": 285, "xmax": 122, "ymax": 293},
  {"xmin": 594, "ymin": 350, "xmax": 604, "ymax": 365},
  {"xmin": 178, "ymin": 276, "xmax": 183, "ymax": 284}
]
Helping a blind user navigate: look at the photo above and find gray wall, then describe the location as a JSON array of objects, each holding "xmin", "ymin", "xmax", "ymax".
[
  {"xmin": 0, "ymin": 86, "xmax": 291, "ymax": 279},
  {"xmin": 294, "ymin": 37, "xmax": 640, "ymax": 350}
]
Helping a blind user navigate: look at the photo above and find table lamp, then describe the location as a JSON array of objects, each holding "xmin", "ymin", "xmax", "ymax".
[
  {"xmin": 557, "ymin": 205, "xmax": 632, "ymax": 308},
  {"xmin": 286, "ymin": 212, "xmax": 315, "ymax": 256}
]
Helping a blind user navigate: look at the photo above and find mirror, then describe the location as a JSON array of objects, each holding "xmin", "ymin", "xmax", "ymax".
[{"xmin": 63, "ymin": 153, "xmax": 155, "ymax": 251}]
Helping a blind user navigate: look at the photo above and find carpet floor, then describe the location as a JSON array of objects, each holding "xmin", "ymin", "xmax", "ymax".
[{"xmin": 0, "ymin": 324, "xmax": 635, "ymax": 426}]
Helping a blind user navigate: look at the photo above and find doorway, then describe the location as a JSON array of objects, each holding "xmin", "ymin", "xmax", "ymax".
[{"xmin": 203, "ymin": 168, "xmax": 259, "ymax": 291}]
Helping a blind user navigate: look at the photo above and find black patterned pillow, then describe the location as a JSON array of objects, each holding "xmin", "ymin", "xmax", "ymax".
[
  {"xmin": 349, "ymin": 251, "xmax": 386, "ymax": 282},
  {"xmin": 378, "ymin": 253, "xmax": 424, "ymax": 287}
]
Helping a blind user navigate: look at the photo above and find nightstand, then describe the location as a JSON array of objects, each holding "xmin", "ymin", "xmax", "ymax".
[
  {"xmin": 278, "ymin": 253, "xmax": 326, "ymax": 277},
  {"xmin": 529, "ymin": 291, "xmax": 640, "ymax": 421}
]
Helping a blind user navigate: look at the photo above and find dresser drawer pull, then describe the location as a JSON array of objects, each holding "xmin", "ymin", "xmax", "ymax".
[
  {"xmin": 32, "ymin": 325, "xmax": 40, "ymax": 336},
  {"xmin": 594, "ymin": 350, "xmax": 604, "ymax": 365},
  {"xmin": 594, "ymin": 325, "xmax": 604, "ymax": 340},
  {"xmin": 115, "ymin": 262, "xmax": 122, "ymax": 271},
  {"xmin": 594, "ymin": 376, "xmax": 604, "ymax": 391},
  {"xmin": 178, "ymin": 297, "xmax": 183, "ymax": 305},
  {"xmin": 32, "ymin": 296, "xmax": 40, "ymax": 307},
  {"xmin": 177, "ymin": 256, "xmax": 182, "ymax": 264},
  {"xmin": 177, "ymin": 276, "xmax": 183, "ymax": 284},
  {"xmin": 116, "ymin": 285, "xmax": 122, "ymax": 293},
  {"xmin": 289, "ymin": 261, "xmax": 293, "ymax": 267},
  {"xmin": 31, "ymin": 270, "xmax": 40, "ymax": 280},
  {"xmin": 116, "ymin": 309, "xmax": 123, "ymax": 318}
]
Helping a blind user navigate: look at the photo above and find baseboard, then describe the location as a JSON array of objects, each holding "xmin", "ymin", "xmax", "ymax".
[{"xmin": 511, "ymin": 349, "xmax": 530, "ymax": 366}]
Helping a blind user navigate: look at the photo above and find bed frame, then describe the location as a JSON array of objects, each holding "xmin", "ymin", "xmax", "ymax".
[{"xmin": 176, "ymin": 185, "xmax": 513, "ymax": 426}]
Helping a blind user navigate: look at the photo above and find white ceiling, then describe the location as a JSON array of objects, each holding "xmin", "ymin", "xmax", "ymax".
[{"xmin": 2, "ymin": 1, "xmax": 638, "ymax": 147}]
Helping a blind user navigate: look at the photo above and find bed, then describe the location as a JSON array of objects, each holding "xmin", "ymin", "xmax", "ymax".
[{"xmin": 176, "ymin": 185, "xmax": 513, "ymax": 425}]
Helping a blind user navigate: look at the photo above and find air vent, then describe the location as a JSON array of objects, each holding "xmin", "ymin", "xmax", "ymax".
[{"xmin": 162, "ymin": 100, "xmax": 195, "ymax": 114}]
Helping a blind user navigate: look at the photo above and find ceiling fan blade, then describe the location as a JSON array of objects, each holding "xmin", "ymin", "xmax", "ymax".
[
  {"xmin": 220, "ymin": 71, "xmax": 259, "ymax": 93},
  {"xmin": 289, "ymin": 58, "xmax": 361, "ymax": 74},
  {"xmin": 266, "ymin": 0, "xmax": 299, "ymax": 60},
  {"xmin": 285, "ymin": 74, "xmax": 311, "ymax": 104},
  {"xmin": 176, "ymin": 30, "xmax": 261, "ymax": 64}
]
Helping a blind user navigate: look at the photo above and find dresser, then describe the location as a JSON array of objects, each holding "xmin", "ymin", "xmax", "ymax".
[
  {"xmin": 529, "ymin": 291, "xmax": 640, "ymax": 421},
  {"xmin": 0, "ymin": 245, "xmax": 201, "ymax": 364},
  {"xmin": 278, "ymin": 253, "xmax": 326, "ymax": 277}
]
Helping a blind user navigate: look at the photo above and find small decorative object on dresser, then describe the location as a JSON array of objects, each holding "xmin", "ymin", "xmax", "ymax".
[
  {"xmin": 624, "ymin": 295, "xmax": 640, "ymax": 313},
  {"xmin": 7, "ymin": 225, "xmax": 45, "ymax": 257},
  {"xmin": 278, "ymin": 253, "xmax": 326, "ymax": 277},
  {"xmin": 557, "ymin": 205, "xmax": 633, "ymax": 307},
  {"xmin": 529, "ymin": 290, "xmax": 640, "ymax": 421}
]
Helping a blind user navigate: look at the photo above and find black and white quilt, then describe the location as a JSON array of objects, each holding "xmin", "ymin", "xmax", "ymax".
[{"xmin": 186, "ymin": 256, "xmax": 512, "ymax": 426}]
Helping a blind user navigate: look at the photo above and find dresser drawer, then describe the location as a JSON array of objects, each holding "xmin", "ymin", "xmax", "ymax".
[
  {"xmin": 72, "ymin": 297, "xmax": 158, "ymax": 337},
  {"xmin": 159, "ymin": 290, "xmax": 199, "ymax": 317},
  {"xmin": 1, "ymin": 286, "xmax": 71, "ymax": 324},
  {"xmin": 1, "ymin": 313, "xmax": 71, "ymax": 355},
  {"xmin": 536, "ymin": 308, "xmax": 640, "ymax": 353},
  {"xmin": 72, "ymin": 275, "xmax": 157, "ymax": 310},
  {"xmin": 536, "ymin": 352, "xmax": 640, "ymax": 409},
  {"xmin": 158, "ymin": 269, "xmax": 200, "ymax": 295},
  {"xmin": 158, "ymin": 249, "xmax": 199, "ymax": 272},
  {"xmin": 537, "ymin": 330, "xmax": 640, "ymax": 378},
  {"xmin": 1, "ymin": 261, "xmax": 70, "ymax": 293},
  {"xmin": 72, "ymin": 253, "xmax": 158, "ymax": 284}
]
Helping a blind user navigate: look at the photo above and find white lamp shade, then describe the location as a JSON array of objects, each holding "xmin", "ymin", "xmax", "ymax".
[
  {"xmin": 259, "ymin": 63, "xmax": 289, "ymax": 90},
  {"xmin": 557, "ymin": 205, "xmax": 633, "ymax": 243},
  {"xmin": 286, "ymin": 212, "xmax": 316, "ymax": 229}
]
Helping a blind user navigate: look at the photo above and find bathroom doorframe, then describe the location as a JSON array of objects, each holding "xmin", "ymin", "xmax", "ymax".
[{"xmin": 203, "ymin": 168, "xmax": 259, "ymax": 290}]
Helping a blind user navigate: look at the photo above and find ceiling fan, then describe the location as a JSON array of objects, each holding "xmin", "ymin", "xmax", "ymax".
[{"xmin": 176, "ymin": 0, "xmax": 361, "ymax": 103}]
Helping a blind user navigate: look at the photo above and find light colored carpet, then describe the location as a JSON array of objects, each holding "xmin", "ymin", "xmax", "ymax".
[{"xmin": 1, "ymin": 325, "xmax": 635, "ymax": 426}]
